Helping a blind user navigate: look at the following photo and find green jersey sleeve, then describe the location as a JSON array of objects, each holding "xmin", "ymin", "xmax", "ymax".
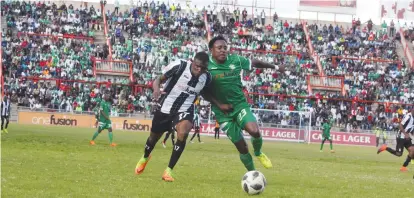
[{"xmin": 238, "ymin": 55, "xmax": 252, "ymax": 71}]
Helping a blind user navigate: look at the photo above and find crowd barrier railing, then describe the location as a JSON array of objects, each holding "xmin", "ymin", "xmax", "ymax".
[
  {"xmin": 16, "ymin": 32, "xmax": 94, "ymax": 43},
  {"xmin": 246, "ymin": 92, "xmax": 414, "ymax": 106}
]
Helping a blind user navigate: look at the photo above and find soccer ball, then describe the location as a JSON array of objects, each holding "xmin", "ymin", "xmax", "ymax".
[{"xmin": 241, "ymin": 171, "xmax": 267, "ymax": 195}]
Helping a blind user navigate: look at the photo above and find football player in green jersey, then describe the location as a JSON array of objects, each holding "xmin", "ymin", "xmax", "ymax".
[
  {"xmin": 202, "ymin": 36, "xmax": 285, "ymax": 171},
  {"xmin": 90, "ymin": 92, "xmax": 116, "ymax": 147},
  {"xmin": 320, "ymin": 119, "xmax": 334, "ymax": 153}
]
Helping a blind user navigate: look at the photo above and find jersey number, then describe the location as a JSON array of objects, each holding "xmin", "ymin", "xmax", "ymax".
[
  {"xmin": 238, "ymin": 109, "xmax": 247, "ymax": 122},
  {"xmin": 179, "ymin": 112, "xmax": 190, "ymax": 120}
]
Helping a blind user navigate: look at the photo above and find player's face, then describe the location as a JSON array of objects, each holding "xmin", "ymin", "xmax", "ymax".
[
  {"xmin": 104, "ymin": 93, "xmax": 109, "ymax": 101},
  {"xmin": 191, "ymin": 59, "xmax": 208, "ymax": 77},
  {"xmin": 211, "ymin": 40, "xmax": 228, "ymax": 63}
]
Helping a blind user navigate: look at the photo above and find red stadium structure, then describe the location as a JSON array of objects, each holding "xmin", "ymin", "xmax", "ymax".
[
  {"xmin": 307, "ymin": 75, "xmax": 345, "ymax": 95},
  {"xmin": 331, "ymin": 56, "xmax": 403, "ymax": 69},
  {"xmin": 93, "ymin": 59, "xmax": 134, "ymax": 82},
  {"xmin": 16, "ymin": 32, "xmax": 94, "ymax": 44}
]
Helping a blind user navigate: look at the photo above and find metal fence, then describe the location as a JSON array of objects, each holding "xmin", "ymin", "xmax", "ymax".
[
  {"xmin": 308, "ymin": 75, "xmax": 343, "ymax": 88},
  {"xmin": 95, "ymin": 61, "xmax": 131, "ymax": 74}
]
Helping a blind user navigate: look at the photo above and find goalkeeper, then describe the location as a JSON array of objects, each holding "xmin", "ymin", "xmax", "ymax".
[
  {"xmin": 320, "ymin": 119, "xmax": 334, "ymax": 153},
  {"xmin": 202, "ymin": 35, "xmax": 285, "ymax": 171}
]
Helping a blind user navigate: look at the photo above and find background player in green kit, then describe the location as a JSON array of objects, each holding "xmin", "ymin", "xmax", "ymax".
[
  {"xmin": 320, "ymin": 119, "xmax": 334, "ymax": 153},
  {"xmin": 90, "ymin": 92, "xmax": 116, "ymax": 147},
  {"xmin": 202, "ymin": 36, "xmax": 285, "ymax": 171}
]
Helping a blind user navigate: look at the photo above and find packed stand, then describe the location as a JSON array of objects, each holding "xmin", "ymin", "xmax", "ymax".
[
  {"xmin": 1, "ymin": 1, "xmax": 115, "ymax": 111},
  {"xmin": 305, "ymin": 19, "xmax": 414, "ymax": 131},
  {"xmin": 2, "ymin": 1, "xmax": 103, "ymax": 38},
  {"xmin": 1, "ymin": 1, "xmax": 110, "ymax": 81},
  {"xmin": 103, "ymin": 1, "xmax": 209, "ymax": 89}
]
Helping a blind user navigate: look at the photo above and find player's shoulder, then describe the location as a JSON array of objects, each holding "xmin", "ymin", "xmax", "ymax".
[
  {"xmin": 163, "ymin": 59, "xmax": 185, "ymax": 71},
  {"xmin": 228, "ymin": 54, "xmax": 249, "ymax": 67},
  {"xmin": 199, "ymin": 71, "xmax": 212, "ymax": 83},
  {"xmin": 222, "ymin": 54, "xmax": 240, "ymax": 63}
]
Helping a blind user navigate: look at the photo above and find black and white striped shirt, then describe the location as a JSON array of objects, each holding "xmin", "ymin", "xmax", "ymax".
[
  {"xmin": 399, "ymin": 113, "xmax": 414, "ymax": 138},
  {"xmin": 159, "ymin": 60, "xmax": 211, "ymax": 115},
  {"xmin": 1, "ymin": 100, "xmax": 11, "ymax": 117}
]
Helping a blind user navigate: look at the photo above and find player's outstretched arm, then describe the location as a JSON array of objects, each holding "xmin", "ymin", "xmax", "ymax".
[
  {"xmin": 152, "ymin": 75, "xmax": 167, "ymax": 100},
  {"xmin": 201, "ymin": 90, "xmax": 233, "ymax": 114},
  {"xmin": 251, "ymin": 59, "xmax": 285, "ymax": 73}
]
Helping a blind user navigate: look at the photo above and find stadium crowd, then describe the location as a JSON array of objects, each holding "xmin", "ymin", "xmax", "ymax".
[
  {"xmin": 305, "ymin": 19, "xmax": 414, "ymax": 130},
  {"xmin": 2, "ymin": 1, "xmax": 414, "ymax": 132}
]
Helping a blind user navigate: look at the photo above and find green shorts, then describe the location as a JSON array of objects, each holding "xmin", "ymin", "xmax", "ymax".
[
  {"xmin": 322, "ymin": 135, "xmax": 331, "ymax": 140},
  {"xmin": 98, "ymin": 121, "xmax": 112, "ymax": 131},
  {"xmin": 219, "ymin": 107, "xmax": 257, "ymax": 143}
]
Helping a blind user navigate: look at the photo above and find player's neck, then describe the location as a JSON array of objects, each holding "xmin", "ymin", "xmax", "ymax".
[{"xmin": 212, "ymin": 56, "xmax": 226, "ymax": 64}]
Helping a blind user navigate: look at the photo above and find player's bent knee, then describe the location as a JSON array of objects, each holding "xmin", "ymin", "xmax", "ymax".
[
  {"xmin": 149, "ymin": 131, "xmax": 163, "ymax": 140},
  {"xmin": 175, "ymin": 120, "xmax": 193, "ymax": 140},
  {"xmin": 244, "ymin": 122, "xmax": 260, "ymax": 138}
]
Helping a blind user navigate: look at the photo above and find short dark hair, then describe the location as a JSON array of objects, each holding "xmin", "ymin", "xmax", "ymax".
[
  {"xmin": 194, "ymin": 51, "xmax": 209, "ymax": 63},
  {"xmin": 208, "ymin": 35, "xmax": 227, "ymax": 50}
]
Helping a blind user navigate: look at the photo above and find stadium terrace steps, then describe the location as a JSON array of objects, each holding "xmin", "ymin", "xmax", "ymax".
[
  {"xmin": 408, "ymin": 40, "xmax": 414, "ymax": 57},
  {"xmin": 396, "ymin": 41, "xmax": 409, "ymax": 66},
  {"xmin": 94, "ymin": 30, "xmax": 107, "ymax": 45}
]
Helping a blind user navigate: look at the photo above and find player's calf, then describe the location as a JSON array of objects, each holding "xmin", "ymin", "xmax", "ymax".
[
  {"xmin": 234, "ymin": 139, "xmax": 255, "ymax": 171},
  {"xmin": 163, "ymin": 120, "xmax": 192, "ymax": 181},
  {"xmin": 244, "ymin": 122, "xmax": 263, "ymax": 156},
  {"xmin": 408, "ymin": 146, "xmax": 414, "ymax": 159},
  {"xmin": 243, "ymin": 122, "xmax": 272, "ymax": 168}
]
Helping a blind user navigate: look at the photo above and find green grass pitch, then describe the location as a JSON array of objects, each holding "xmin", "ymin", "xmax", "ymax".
[{"xmin": 1, "ymin": 124, "xmax": 414, "ymax": 198}]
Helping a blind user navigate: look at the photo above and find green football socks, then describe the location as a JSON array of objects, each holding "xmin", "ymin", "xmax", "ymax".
[
  {"xmin": 251, "ymin": 136, "xmax": 263, "ymax": 156},
  {"xmin": 92, "ymin": 131, "xmax": 100, "ymax": 141},
  {"xmin": 240, "ymin": 153, "xmax": 255, "ymax": 171},
  {"xmin": 108, "ymin": 132, "xmax": 113, "ymax": 144}
]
